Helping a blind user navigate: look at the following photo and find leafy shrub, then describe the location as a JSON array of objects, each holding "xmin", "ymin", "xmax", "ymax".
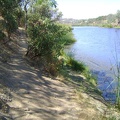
[
  {"xmin": 4, "ymin": 14, "xmax": 18, "ymax": 39},
  {"xmin": 27, "ymin": 18, "xmax": 71, "ymax": 57},
  {"xmin": 0, "ymin": 0, "xmax": 18, "ymax": 40},
  {"xmin": 102, "ymin": 24, "xmax": 113, "ymax": 28},
  {"xmin": 26, "ymin": 16, "xmax": 73, "ymax": 75}
]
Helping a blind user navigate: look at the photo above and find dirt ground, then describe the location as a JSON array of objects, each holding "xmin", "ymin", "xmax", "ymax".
[{"xmin": 0, "ymin": 28, "xmax": 120, "ymax": 120}]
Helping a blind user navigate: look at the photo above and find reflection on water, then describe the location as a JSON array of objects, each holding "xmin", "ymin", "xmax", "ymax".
[
  {"xmin": 67, "ymin": 26, "xmax": 120, "ymax": 102},
  {"xmin": 92, "ymin": 70, "xmax": 116, "ymax": 103}
]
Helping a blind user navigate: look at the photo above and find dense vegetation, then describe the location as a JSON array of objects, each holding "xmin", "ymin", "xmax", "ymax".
[
  {"xmin": 0, "ymin": 0, "xmax": 83, "ymax": 76},
  {"xmin": 0, "ymin": 0, "xmax": 19, "ymax": 40}
]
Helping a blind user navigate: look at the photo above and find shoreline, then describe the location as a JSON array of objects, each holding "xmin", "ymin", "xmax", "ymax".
[
  {"xmin": 74, "ymin": 53, "xmax": 116, "ymax": 102},
  {"xmin": 0, "ymin": 28, "xmax": 120, "ymax": 119},
  {"xmin": 65, "ymin": 45, "xmax": 116, "ymax": 102},
  {"xmin": 72, "ymin": 25, "xmax": 120, "ymax": 29}
]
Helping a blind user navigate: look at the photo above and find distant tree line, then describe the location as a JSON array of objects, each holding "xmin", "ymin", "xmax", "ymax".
[{"xmin": 60, "ymin": 10, "xmax": 120, "ymax": 28}]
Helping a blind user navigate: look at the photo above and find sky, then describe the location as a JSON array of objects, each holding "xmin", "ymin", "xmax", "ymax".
[{"xmin": 56, "ymin": 0, "xmax": 120, "ymax": 19}]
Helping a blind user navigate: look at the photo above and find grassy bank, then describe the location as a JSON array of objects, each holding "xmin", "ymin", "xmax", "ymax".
[
  {"xmin": 59, "ymin": 53, "xmax": 98, "ymax": 90},
  {"xmin": 58, "ymin": 54, "xmax": 120, "ymax": 120}
]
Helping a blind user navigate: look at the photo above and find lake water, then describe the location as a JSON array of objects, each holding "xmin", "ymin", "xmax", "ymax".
[{"xmin": 67, "ymin": 26, "xmax": 120, "ymax": 102}]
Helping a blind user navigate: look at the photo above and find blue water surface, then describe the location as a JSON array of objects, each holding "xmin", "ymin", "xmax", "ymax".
[{"xmin": 67, "ymin": 26, "xmax": 120, "ymax": 102}]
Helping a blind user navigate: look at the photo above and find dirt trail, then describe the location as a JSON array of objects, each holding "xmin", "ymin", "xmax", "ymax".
[
  {"xmin": 4, "ymin": 28, "xmax": 82, "ymax": 120},
  {"xmin": 1, "ymin": 28, "xmax": 119, "ymax": 120}
]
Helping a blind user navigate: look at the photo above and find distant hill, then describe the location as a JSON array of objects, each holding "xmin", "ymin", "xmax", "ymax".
[{"xmin": 60, "ymin": 10, "xmax": 120, "ymax": 28}]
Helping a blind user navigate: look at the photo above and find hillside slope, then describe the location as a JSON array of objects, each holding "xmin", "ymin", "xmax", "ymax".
[{"xmin": 0, "ymin": 28, "xmax": 120, "ymax": 120}]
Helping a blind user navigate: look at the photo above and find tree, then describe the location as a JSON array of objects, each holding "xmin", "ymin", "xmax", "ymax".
[
  {"xmin": 29, "ymin": 0, "xmax": 59, "ymax": 20},
  {"xmin": 20, "ymin": 0, "xmax": 31, "ymax": 30},
  {"xmin": 107, "ymin": 14, "xmax": 116, "ymax": 23},
  {"xmin": 4, "ymin": 14, "xmax": 18, "ymax": 40},
  {"xmin": 18, "ymin": 0, "xmax": 58, "ymax": 30},
  {"xmin": 26, "ymin": 0, "xmax": 72, "ymax": 75},
  {"xmin": 14, "ymin": 6, "xmax": 24, "ymax": 27},
  {"xmin": 116, "ymin": 10, "xmax": 120, "ymax": 23},
  {"xmin": 0, "ymin": 0, "xmax": 19, "ymax": 40}
]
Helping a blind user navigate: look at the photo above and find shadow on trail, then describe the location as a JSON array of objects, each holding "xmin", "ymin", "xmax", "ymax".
[
  {"xmin": 0, "ymin": 55, "xmax": 79, "ymax": 119},
  {"xmin": 0, "ymin": 29, "xmax": 81, "ymax": 119},
  {"xmin": 62, "ymin": 69, "xmax": 109, "ymax": 105}
]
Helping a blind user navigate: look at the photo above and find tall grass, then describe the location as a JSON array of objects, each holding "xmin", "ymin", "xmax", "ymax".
[
  {"xmin": 112, "ymin": 34, "xmax": 120, "ymax": 109},
  {"xmin": 114, "ymin": 58, "xmax": 120, "ymax": 109},
  {"xmin": 60, "ymin": 52, "xmax": 97, "ymax": 85},
  {"xmin": 109, "ymin": 59, "xmax": 120, "ymax": 109},
  {"xmin": 114, "ymin": 51, "xmax": 120, "ymax": 109},
  {"xmin": 62, "ymin": 32, "xmax": 76, "ymax": 45},
  {"xmin": 105, "ymin": 31, "xmax": 120, "ymax": 109},
  {"xmin": 66, "ymin": 56, "xmax": 86, "ymax": 72},
  {"xmin": 61, "ymin": 53, "xmax": 86, "ymax": 72}
]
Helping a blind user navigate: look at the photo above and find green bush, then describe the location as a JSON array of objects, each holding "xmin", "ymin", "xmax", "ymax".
[
  {"xmin": 0, "ymin": 0, "xmax": 18, "ymax": 40},
  {"xmin": 26, "ymin": 16, "xmax": 73, "ymax": 75},
  {"xmin": 27, "ymin": 17, "xmax": 71, "ymax": 58},
  {"xmin": 4, "ymin": 14, "xmax": 18, "ymax": 39},
  {"xmin": 101, "ymin": 24, "xmax": 113, "ymax": 28}
]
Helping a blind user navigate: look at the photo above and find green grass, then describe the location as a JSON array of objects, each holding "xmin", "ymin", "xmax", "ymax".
[
  {"xmin": 61, "ymin": 53, "xmax": 86, "ymax": 72},
  {"xmin": 59, "ymin": 53, "xmax": 97, "ymax": 86},
  {"xmin": 101, "ymin": 24, "xmax": 113, "ymax": 28},
  {"xmin": 62, "ymin": 32, "xmax": 76, "ymax": 45},
  {"xmin": 58, "ymin": 54, "xmax": 102, "ymax": 98},
  {"xmin": 67, "ymin": 56, "xmax": 85, "ymax": 72}
]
